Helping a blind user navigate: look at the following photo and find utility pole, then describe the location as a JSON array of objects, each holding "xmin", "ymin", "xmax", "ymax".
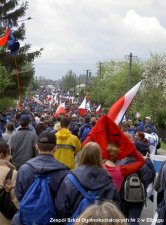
[
  {"xmin": 126, "ymin": 52, "xmax": 137, "ymax": 89},
  {"xmin": 86, "ymin": 69, "xmax": 90, "ymax": 91},
  {"xmin": 99, "ymin": 62, "xmax": 102, "ymax": 76}
]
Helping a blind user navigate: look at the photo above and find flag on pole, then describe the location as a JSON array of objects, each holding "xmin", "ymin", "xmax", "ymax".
[
  {"xmin": 0, "ymin": 27, "xmax": 10, "ymax": 47},
  {"xmin": 108, "ymin": 81, "xmax": 142, "ymax": 124},
  {"xmin": 54, "ymin": 102, "xmax": 66, "ymax": 117},
  {"xmin": 86, "ymin": 101, "xmax": 91, "ymax": 112},
  {"xmin": 82, "ymin": 115, "xmax": 144, "ymax": 163},
  {"xmin": 78, "ymin": 98, "xmax": 87, "ymax": 115},
  {"xmin": 96, "ymin": 104, "xmax": 101, "ymax": 115}
]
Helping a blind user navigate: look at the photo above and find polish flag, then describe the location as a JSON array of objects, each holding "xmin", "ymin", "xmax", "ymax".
[
  {"xmin": 86, "ymin": 101, "xmax": 91, "ymax": 112},
  {"xmin": 108, "ymin": 81, "xmax": 142, "ymax": 124},
  {"xmin": 78, "ymin": 98, "xmax": 87, "ymax": 115},
  {"xmin": 54, "ymin": 102, "xmax": 66, "ymax": 117},
  {"xmin": 96, "ymin": 104, "xmax": 101, "ymax": 115},
  {"xmin": 47, "ymin": 95, "xmax": 52, "ymax": 101}
]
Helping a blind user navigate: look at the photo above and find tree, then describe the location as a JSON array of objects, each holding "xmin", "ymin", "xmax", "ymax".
[
  {"xmin": 61, "ymin": 70, "xmax": 77, "ymax": 92},
  {"xmin": 0, "ymin": 0, "xmax": 42, "ymax": 99},
  {"xmin": 0, "ymin": 63, "xmax": 11, "ymax": 94},
  {"xmin": 91, "ymin": 60, "xmax": 142, "ymax": 108}
]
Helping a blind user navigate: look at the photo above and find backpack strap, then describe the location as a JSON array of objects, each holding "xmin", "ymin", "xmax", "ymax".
[
  {"xmin": 5, "ymin": 168, "xmax": 13, "ymax": 180},
  {"xmin": 67, "ymin": 174, "xmax": 88, "ymax": 198},
  {"xmin": 3, "ymin": 168, "xmax": 13, "ymax": 191}
]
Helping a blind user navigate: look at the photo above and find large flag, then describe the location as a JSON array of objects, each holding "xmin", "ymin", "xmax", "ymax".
[
  {"xmin": 96, "ymin": 104, "xmax": 101, "ymax": 115},
  {"xmin": 54, "ymin": 102, "xmax": 66, "ymax": 117},
  {"xmin": 82, "ymin": 114, "xmax": 144, "ymax": 162},
  {"xmin": 78, "ymin": 98, "xmax": 87, "ymax": 115},
  {"xmin": 108, "ymin": 81, "xmax": 142, "ymax": 124},
  {"xmin": 0, "ymin": 27, "xmax": 10, "ymax": 47}
]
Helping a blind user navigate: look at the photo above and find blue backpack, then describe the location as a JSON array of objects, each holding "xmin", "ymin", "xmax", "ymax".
[
  {"xmin": 66, "ymin": 174, "xmax": 100, "ymax": 225},
  {"xmin": 19, "ymin": 174, "xmax": 56, "ymax": 225},
  {"xmin": 80, "ymin": 127, "xmax": 90, "ymax": 143}
]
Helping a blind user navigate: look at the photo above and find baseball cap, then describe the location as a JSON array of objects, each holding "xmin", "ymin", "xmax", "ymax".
[
  {"xmin": 38, "ymin": 131, "xmax": 56, "ymax": 145},
  {"xmin": 145, "ymin": 116, "xmax": 151, "ymax": 121},
  {"xmin": 20, "ymin": 114, "xmax": 30, "ymax": 123}
]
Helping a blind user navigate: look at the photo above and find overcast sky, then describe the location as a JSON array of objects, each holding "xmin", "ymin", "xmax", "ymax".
[{"xmin": 25, "ymin": 0, "xmax": 166, "ymax": 80}]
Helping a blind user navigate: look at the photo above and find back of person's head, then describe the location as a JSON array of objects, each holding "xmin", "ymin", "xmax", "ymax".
[
  {"xmin": 47, "ymin": 120, "xmax": 54, "ymax": 127},
  {"xmin": 6, "ymin": 122, "xmax": 14, "ymax": 132},
  {"xmin": 74, "ymin": 201, "xmax": 127, "ymax": 225},
  {"xmin": 106, "ymin": 143, "xmax": 119, "ymax": 162},
  {"xmin": 40, "ymin": 116, "xmax": 45, "ymax": 123},
  {"xmin": 0, "ymin": 142, "xmax": 10, "ymax": 158},
  {"xmin": 20, "ymin": 114, "xmax": 30, "ymax": 127},
  {"xmin": 78, "ymin": 142, "xmax": 103, "ymax": 168},
  {"xmin": 85, "ymin": 116, "xmax": 91, "ymax": 123},
  {"xmin": 136, "ymin": 131, "xmax": 145, "ymax": 140},
  {"xmin": 60, "ymin": 117, "xmax": 71, "ymax": 128},
  {"xmin": 37, "ymin": 131, "xmax": 56, "ymax": 152},
  {"xmin": 145, "ymin": 127, "xmax": 152, "ymax": 134}
]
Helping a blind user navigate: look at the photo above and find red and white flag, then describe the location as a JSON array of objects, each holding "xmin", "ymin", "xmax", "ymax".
[
  {"xmin": 108, "ymin": 81, "xmax": 142, "ymax": 124},
  {"xmin": 54, "ymin": 102, "xmax": 66, "ymax": 117},
  {"xmin": 78, "ymin": 98, "xmax": 87, "ymax": 115},
  {"xmin": 96, "ymin": 104, "xmax": 101, "ymax": 115}
]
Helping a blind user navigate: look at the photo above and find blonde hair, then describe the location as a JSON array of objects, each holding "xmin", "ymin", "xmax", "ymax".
[
  {"xmin": 106, "ymin": 143, "xmax": 119, "ymax": 162},
  {"xmin": 74, "ymin": 201, "xmax": 128, "ymax": 225},
  {"xmin": 78, "ymin": 142, "xmax": 103, "ymax": 168}
]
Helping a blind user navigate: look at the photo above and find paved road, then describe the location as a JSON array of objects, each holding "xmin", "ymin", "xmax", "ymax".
[{"xmin": 140, "ymin": 148, "xmax": 166, "ymax": 225}]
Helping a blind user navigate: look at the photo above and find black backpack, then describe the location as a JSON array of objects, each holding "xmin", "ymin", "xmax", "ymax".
[
  {"xmin": 0, "ymin": 169, "xmax": 17, "ymax": 219},
  {"xmin": 120, "ymin": 173, "xmax": 146, "ymax": 203}
]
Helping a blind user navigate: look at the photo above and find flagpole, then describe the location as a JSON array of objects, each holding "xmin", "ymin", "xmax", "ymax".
[{"xmin": 14, "ymin": 56, "xmax": 21, "ymax": 109}]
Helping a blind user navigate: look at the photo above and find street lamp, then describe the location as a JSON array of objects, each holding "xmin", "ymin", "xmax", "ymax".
[{"xmin": 18, "ymin": 17, "xmax": 32, "ymax": 22}]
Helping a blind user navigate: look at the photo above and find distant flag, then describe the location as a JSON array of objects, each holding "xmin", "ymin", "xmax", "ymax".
[
  {"xmin": 47, "ymin": 95, "xmax": 52, "ymax": 101},
  {"xmin": 86, "ymin": 101, "xmax": 91, "ymax": 112},
  {"xmin": 96, "ymin": 104, "xmax": 101, "ymax": 115},
  {"xmin": 108, "ymin": 81, "xmax": 142, "ymax": 124},
  {"xmin": 54, "ymin": 102, "xmax": 66, "ymax": 117},
  {"xmin": 78, "ymin": 98, "xmax": 87, "ymax": 115}
]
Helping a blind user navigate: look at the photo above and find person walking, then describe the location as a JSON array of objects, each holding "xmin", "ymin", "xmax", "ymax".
[
  {"xmin": 0, "ymin": 142, "xmax": 18, "ymax": 225},
  {"xmin": 54, "ymin": 117, "xmax": 81, "ymax": 169},
  {"xmin": 55, "ymin": 142, "xmax": 120, "ymax": 221},
  {"xmin": 12, "ymin": 131, "xmax": 69, "ymax": 225},
  {"xmin": 9, "ymin": 114, "xmax": 38, "ymax": 170}
]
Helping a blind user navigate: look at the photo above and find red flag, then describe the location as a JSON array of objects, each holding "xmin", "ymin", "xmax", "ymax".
[
  {"xmin": 108, "ymin": 81, "xmax": 141, "ymax": 124},
  {"xmin": 54, "ymin": 102, "xmax": 66, "ymax": 117},
  {"xmin": 82, "ymin": 115, "xmax": 141, "ymax": 160},
  {"xmin": 78, "ymin": 98, "xmax": 87, "ymax": 115},
  {"xmin": 0, "ymin": 27, "xmax": 10, "ymax": 47},
  {"xmin": 96, "ymin": 104, "xmax": 101, "ymax": 115}
]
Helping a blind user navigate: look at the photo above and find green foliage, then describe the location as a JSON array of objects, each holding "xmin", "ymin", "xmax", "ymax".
[
  {"xmin": 0, "ymin": 98, "xmax": 15, "ymax": 111},
  {"xmin": 161, "ymin": 141, "xmax": 166, "ymax": 150},
  {"xmin": 61, "ymin": 70, "xmax": 77, "ymax": 91},
  {"xmin": 0, "ymin": 64, "xmax": 11, "ymax": 94},
  {"xmin": 91, "ymin": 61, "xmax": 141, "ymax": 108},
  {"xmin": 0, "ymin": 0, "xmax": 42, "ymax": 99}
]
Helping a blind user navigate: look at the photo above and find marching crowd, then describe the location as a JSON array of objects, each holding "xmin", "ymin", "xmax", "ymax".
[{"xmin": 0, "ymin": 85, "xmax": 165, "ymax": 225}]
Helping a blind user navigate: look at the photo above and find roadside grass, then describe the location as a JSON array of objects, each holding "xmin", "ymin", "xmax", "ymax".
[{"xmin": 161, "ymin": 141, "xmax": 166, "ymax": 150}]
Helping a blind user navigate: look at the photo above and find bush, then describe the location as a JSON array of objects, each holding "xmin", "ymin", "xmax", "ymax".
[{"xmin": 0, "ymin": 98, "xmax": 16, "ymax": 111}]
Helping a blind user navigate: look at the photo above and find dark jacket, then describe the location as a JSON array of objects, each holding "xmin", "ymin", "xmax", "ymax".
[
  {"xmin": 134, "ymin": 140, "xmax": 150, "ymax": 156},
  {"xmin": 15, "ymin": 154, "xmax": 69, "ymax": 201},
  {"xmin": 78, "ymin": 123, "xmax": 92, "ymax": 143},
  {"xmin": 55, "ymin": 165, "xmax": 120, "ymax": 219}
]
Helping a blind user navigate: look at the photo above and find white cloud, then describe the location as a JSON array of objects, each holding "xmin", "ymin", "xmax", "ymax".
[{"xmin": 24, "ymin": 0, "xmax": 166, "ymax": 79}]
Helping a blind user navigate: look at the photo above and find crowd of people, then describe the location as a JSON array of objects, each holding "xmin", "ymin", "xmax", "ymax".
[{"xmin": 0, "ymin": 84, "xmax": 164, "ymax": 225}]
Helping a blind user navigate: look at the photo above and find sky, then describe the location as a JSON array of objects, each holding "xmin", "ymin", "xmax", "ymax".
[{"xmin": 24, "ymin": 0, "xmax": 166, "ymax": 80}]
